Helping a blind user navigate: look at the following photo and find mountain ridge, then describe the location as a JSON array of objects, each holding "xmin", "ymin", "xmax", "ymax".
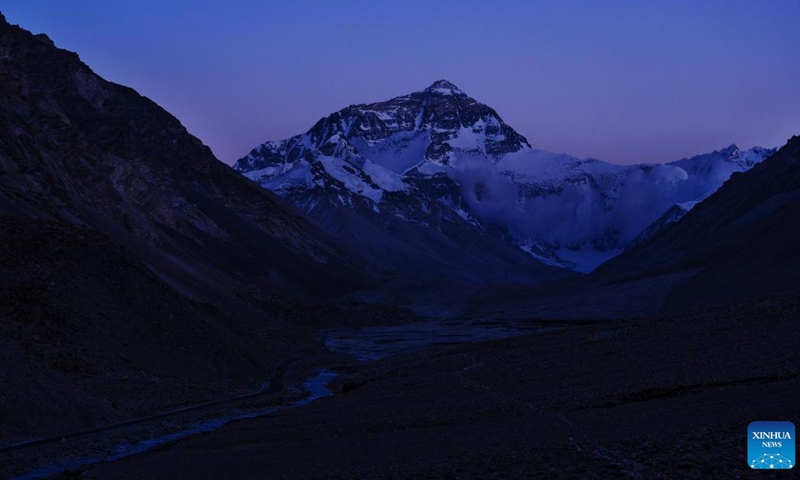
[
  {"xmin": 597, "ymin": 135, "xmax": 800, "ymax": 308},
  {"xmin": 0, "ymin": 14, "xmax": 369, "ymax": 299},
  {"xmin": 0, "ymin": 11, "xmax": 408, "ymax": 445},
  {"xmin": 235, "ymin": 80, "xmax": 776, "ymax": 272}
]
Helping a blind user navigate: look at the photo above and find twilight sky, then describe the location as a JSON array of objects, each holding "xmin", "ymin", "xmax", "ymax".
[{"xmin": 3, "ymin": 1, "xmax": 799, "ymax": 165}]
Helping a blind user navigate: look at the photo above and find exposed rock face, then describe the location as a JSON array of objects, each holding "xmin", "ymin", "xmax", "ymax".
[
  {"xmin": 235, "ymin": 81, "xmax": 776, "ymax": 272},
  {"xmin": 236, "ymin": 79, "xmax": 530, "ymax": 173}
]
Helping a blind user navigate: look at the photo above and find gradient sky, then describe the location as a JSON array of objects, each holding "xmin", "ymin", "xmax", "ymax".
[{"xmin": 3, "ymin": 1, "xmax": 799, "ymax": 165}]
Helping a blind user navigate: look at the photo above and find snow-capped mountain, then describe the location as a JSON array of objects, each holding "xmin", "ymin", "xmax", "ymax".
[{"xmin": 235, "ymin": 80, "xmax": 776, "ymax": 272}]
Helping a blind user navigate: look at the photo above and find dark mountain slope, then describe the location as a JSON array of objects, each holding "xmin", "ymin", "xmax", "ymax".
[
  {"xmin": 0, "ymin": 12, "xmax": 397, "ymax": 446},
  {"xmin": 0, "ymin": 12, "xmax": 365, "ymax": 300},
  {"xmin": 0, "ymin": 216, "xmax": 273, "ymax": 444},
  {"xmin": 597, "ymin": 135, "xmax": 800, "ymax": 309}
]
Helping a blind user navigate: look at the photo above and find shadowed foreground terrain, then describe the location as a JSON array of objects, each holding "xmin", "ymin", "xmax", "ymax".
[
  {"xmin": 0, "ymin": 11, "xmax": 410, "ymax": 448},
  {"xmin": 78, "ymin": 295, "xmax": 799, "ymax": 479}
]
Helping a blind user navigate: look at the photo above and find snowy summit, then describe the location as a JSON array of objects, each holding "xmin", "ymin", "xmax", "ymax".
[{"xmin": 235, "ymin": 81, "xmax": 777, "ymax": 272}]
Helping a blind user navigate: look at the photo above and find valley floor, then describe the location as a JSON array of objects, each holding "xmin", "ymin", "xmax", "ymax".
[{"xmin": 72, "ymin": 295, "xmax": 799, "ymax": 479}]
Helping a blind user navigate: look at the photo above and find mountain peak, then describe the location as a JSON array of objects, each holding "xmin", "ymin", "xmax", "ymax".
[
  {"xmin": 722, "ymin": 143, "xmax": 739, "ymax": 153},
  {"xmin": 425, "ymin": 79, "xmax": 464, "ymax": 96},
  {"xmin": 238, "ymin": 77, "xmax": 533, "ymax": 171}
]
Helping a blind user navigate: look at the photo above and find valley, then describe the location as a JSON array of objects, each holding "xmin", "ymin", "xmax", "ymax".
[{"xmin": 1, "ymin": 7, "xmax": 798, "ymax": 479}]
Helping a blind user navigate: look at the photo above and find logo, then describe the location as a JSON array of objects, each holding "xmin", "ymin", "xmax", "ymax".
[{"xmin": 748, "ymin": 421, "xmax": 795, "ymax": 469}]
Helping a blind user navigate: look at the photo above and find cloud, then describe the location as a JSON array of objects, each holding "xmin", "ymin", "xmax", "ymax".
[{"xmin": 449, "ymin": 154, "xmax": 519, "ymax": 224}]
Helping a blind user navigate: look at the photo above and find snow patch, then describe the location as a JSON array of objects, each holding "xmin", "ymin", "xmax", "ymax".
[
  {"xmin": 362, "ymin": 160, "xmax": 407, "ymax": 192},
  {"xmin": 432, "ymin": 87, "xmax": 455, "ymax": 95},
  {"xmin": 318, "ymin": 156, "xmax": 383, "ymax": 202},
  {"xmin": 361, "ymin": 130, "xmax": 431, "ymax": 175}
]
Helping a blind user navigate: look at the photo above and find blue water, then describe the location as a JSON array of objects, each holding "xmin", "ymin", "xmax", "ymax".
[{"xmin": 9, "ymin": 369, "xmax": 339, "ymax": 480}]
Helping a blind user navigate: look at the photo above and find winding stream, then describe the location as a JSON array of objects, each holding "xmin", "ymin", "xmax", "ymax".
[
  {"xmin": 9, "ymin": 369, "xmax": 339, "ymax": 480},
  {"xmin": 9, "ymin": 317, "xmax": 564, "ymax": 479}
]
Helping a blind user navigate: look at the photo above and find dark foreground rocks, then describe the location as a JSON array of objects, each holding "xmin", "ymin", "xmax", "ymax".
[{"xmin": 77, "ymin": 295, "xmax": 799, "ymax": 479}]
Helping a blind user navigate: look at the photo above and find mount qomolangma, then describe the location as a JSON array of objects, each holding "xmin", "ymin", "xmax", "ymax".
[{"xmin": 236, "ymin": 80, "xmax": 775, "ymax": 273}]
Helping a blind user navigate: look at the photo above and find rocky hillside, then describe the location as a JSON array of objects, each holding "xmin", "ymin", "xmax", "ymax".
[
  {"xmin": 597, "ymin": 135, "xmax": 800, "ymax": 309},
  {"xmin": 0, "ymin": 12, "xmax": 366, "ymax": 300},
  {"xmin": 0, "ymin": 11, "xmax": 391, "ymax": 446}
]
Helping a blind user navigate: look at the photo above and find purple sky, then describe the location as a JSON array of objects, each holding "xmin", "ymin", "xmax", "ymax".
[{"xmin": 3, "ymin": 1, "xmax": 799, "ymax": 165}]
